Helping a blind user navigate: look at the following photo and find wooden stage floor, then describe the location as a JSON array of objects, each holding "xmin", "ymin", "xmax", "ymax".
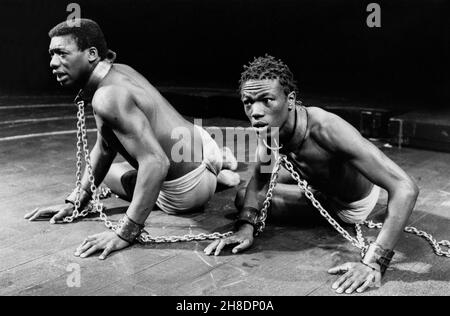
[{"xmin": 0, "ymin": 101, "xmax": 449, "ymax": 296}]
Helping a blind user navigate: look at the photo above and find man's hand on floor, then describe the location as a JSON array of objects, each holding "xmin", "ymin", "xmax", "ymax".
[
  {"xmin": 74, "ymin": 231, "xmax": 131, "ymax": 260},
  {"xmin": 204, "ymin": 224, "xmax": 254, "ymax": 256},
  {"xmin": 24, "ymin": 203, "xmax": 74, "ymax": 224},
  {"xmin": 328, "ymin": 262, "xmax": 382, "ymax": 294}
]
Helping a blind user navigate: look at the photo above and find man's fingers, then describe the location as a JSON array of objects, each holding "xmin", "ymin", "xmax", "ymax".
[
  {"xmin": 74, "ymin": 241, "xmax": 93, "ymax": 256},
  {"xmin": 336, "ymin": 277, "xmax": 355, "ymax": 294},
  {"xmin": 214, "ymin": 239, "xmax": 230, "ymax": 256},
  {"xmin": 232, "ymin": 239, "xmax": 251, "ymax": 254},
  {"xmin": 356, "ymin": 276, "xmax": 375, "ymax": 293},
  {"xmin": 28, "ymin": 209, "xmax": 51, "ymax": 221},
  {"xmin": 99, "ymin": 246, "xmax": 114, "ymax": 260},
  {"xmin": 79, "ymin": 236, "xmax": 96, "ymax": 248},
  {"xmin": 328, "ymin": 263, "xmax": 352, "ymax": 275},
  {"xmin": 204, "ymin": 240, "xmax": 220, "ymax": 256},
  {"xmin": 24, "ymin": 208, "xmax": 39, "ymax": 219},
  {"xmin": 50, "ymin": 208, "xmax": 71, "ymax": 224},
  {"xmin": 79, "ymin": 245, "xmax": 100, "ymax": 258},
  {"xmin": 332, "ymin": 271, "xmax": 352, "ymax": 290},
  {"xmin": 345, "ymin": 278, "xmax": 364, "ymax": 294}
]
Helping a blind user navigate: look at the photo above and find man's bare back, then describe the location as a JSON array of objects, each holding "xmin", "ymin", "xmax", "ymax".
[
  {"xmin": 27, "ymin": 19, "xmax": 240, "ymax": 261},
  {"xmin": 93, "ymin": 63, "xmax": 203, "ymax": 180}
]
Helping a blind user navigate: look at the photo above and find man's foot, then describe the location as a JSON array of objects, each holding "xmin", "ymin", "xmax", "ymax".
[
  {"xmin": 217, "ymin": 170, "xmax": 240, "ymax": 187},
  {"xmin": 222, "ymin": 146, "xmax": 238, "ymax": 171},
  {"xmin": 98, "ymin": 186, "xmax": 113, "ymax": 199}
]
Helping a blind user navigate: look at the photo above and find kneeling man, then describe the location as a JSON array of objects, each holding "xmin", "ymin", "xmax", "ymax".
[
  {"xmin": 205, "ymin": 55, "xmax": 419, "ymax": 294},
  {"xmin": 25, "ymin": 19, "xmax": 239, "ymax": 259}
]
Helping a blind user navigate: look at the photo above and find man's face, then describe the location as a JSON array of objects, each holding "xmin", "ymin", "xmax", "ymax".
[
  {"xmin": 49, "ymin": 35, "xmax": 90, "ymax": 87},
  {"xmin": 241, "ymin": 79, "xmax": 290, "ymax": 138}
]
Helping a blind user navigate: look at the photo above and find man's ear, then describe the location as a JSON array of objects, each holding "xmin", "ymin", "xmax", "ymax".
[
  {"xmin": 287, "ymin": 91, "xmax": 296, "ymax": 110},
  {"xmin": 87, "ymin": 47, "xmax": 99, "ymax": 63}
]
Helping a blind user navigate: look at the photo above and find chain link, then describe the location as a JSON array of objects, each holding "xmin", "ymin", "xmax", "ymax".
[
  {"xmin": 402, "ymin": 225, "xmax": 450, "ymax": 257},
  {"xmin": 137, "ymin": 231, "xmax": 234, "ymax": 244},
  {"xmin": 256, "ymin": 158, "xmax": 282, "ymax": 235},
  {"xmin": 280, "ymin": 155, "xmax": 368, "ymax": 254}
]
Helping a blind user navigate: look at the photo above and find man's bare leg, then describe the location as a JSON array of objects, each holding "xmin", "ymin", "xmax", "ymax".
[
  {"xmin": 221, "ymin": 146, "xmax": 238, "ymax": 170},
  {"xmin": 217, "ymin": 170, "xmax": 240, "ymax": 187},
  {"xmin": 216, "ymin": 146, "xmax": 240, "ymax": 187},
  {"xmin": 234, "ymin": 167, "xmax": 323, "ymax": 222},
  {"xmin": 234, "ymin": 184, "xmax": 319, "ymax": 221},
  {"xmin": 103, "ymin": 161, "xmax": 135, "ymax": 201},
  {"xmin": 105, "ymin": 158, "xmax": 240, "ymax": 200}
]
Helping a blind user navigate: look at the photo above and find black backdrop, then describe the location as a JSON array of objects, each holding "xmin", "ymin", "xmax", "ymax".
[{"xmin": 0, "ymin": 0, "xmax": 448, "ymax": 107}]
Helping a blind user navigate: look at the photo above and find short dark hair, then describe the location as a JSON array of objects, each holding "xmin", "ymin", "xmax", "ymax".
[
  {"xmin": 239, "ymin": 54, "xmax": 299, "ymax": 97},
  {"xmin": 48, "ymin": 19, "xmax": 108, "ymax": 59}
]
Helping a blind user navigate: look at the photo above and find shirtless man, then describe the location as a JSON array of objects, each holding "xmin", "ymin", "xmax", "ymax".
[
  {"xmin": 24, "ymin": 19, "xmax": 239, "ymax": 260},
  {"xmin": 204, "ymin": 55, "xmax": 419, "ymax": 294}
]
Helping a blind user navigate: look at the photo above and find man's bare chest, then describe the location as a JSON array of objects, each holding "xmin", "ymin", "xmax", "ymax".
[{"xmin": 281, "ymin": 141, "xmax": 342, "ymax": 188}]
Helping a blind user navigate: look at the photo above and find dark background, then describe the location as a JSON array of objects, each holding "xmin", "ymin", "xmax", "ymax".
[{"xmin": 0, "ymin": 0, "xmax": 448, "ymax": 108}]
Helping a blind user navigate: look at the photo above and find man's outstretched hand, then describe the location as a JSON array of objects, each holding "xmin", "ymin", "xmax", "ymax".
[
  {"xmin": 204, "ymin": 224, "xmax": 254, "ymax": 256},
  {"xmin": 328, "ymin": 262, "xmax": 382, "ymax": 294},
  {"xmin": 24, "ymin": 203, "xmax": 74, "ymax": 224},
  {"xmin": 74, "ymin": 231, "xmax": 131, "ymax": 260}
]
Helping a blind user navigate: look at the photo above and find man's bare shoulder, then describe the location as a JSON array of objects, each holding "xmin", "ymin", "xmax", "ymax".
[
  {"xmin": 306, "ymin": 106, "xmax": 361, "ymax": 152},
  {"xmin": 113, "ymin": 63, "xmax": 139, "ymax": 74},
  {"xmin": 306, "ymin": 106, "xmax": 345, "ymax": 135},
  {"xmin": 92, "ymin": 85, "xmax": 133, "ymax": 119}
]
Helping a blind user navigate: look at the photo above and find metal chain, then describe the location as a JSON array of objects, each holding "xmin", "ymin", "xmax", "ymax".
[
  {"xmin": 63, "ymin": 99, "xmax": 233, "ymax": 242},
  {"xmin": 364, "ymin": 221, "xmax": 450, "ymax": 257},
  {"xmin": 256, "ymin": 154, "xmax": 450, "ymax": 258},
  {"xmin": 280, "ymin": 155, "xmax": 369, "ymax": 255},
  {"xmin": 255, "ymin": 158, "xmax": 283, "ymax": 235},
  {"xmin": 137, "ymin": 231, "xmax": 233, "ymax": 244}
]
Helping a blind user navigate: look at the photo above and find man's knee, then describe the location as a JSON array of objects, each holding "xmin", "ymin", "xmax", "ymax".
[{"xmin": 104, "ymin": 164, "xmax": 137, "ymax": 202}]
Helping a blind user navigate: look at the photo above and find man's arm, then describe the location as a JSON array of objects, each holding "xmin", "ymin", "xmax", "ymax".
[
  {"xmin": 237, "ymin": 149, "xmax": 273, "ymax": 234},
  {"xmin": 65, "ymin": 130, "xmax": 117, "ymax": 210},
  {"xmin": 25, "ymin": 113, "xmax": 117, "ymax": 223},
  {"xmin": 92, "ymin": 86, "xmax": 170, "ymax": 226},
  {"xmin": 204, "ymin": 142, "xmax": 271, "ymax": 256},
  {"xmin": 315, "ymin": 111, "xmax": 419, "ymax": 293},
  {"xmin": 314, "ymin": 112, "xmax": 419, "ymax": 251},
  {"xmin": 73, "ymin": 86, "xmax": 171, "ymax": 260}
]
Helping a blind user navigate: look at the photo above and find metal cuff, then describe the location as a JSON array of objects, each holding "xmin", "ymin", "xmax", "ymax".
[
  {"xmin": 362, "ymin": 242, "xmax": 395, "ymax": 275},
  {"xmin": 234, "ymin": 206, "xmax": 260, "ymax": 235},
  {"xmin": 115, "ymin": 215, "xmax": 144, "ymax": 243},
  {"xmin": 65, "ymin": 188, "xmax": 92, "ymax": 209}
]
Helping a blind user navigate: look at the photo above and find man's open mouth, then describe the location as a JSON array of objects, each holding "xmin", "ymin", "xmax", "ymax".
[
  {"xmin": 55, "ymin": 73, "xmax": 68, "ymax": 82},
  {"xmin": 252, "ymin": 122, "xmax": 268, "ymax": 128}
]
